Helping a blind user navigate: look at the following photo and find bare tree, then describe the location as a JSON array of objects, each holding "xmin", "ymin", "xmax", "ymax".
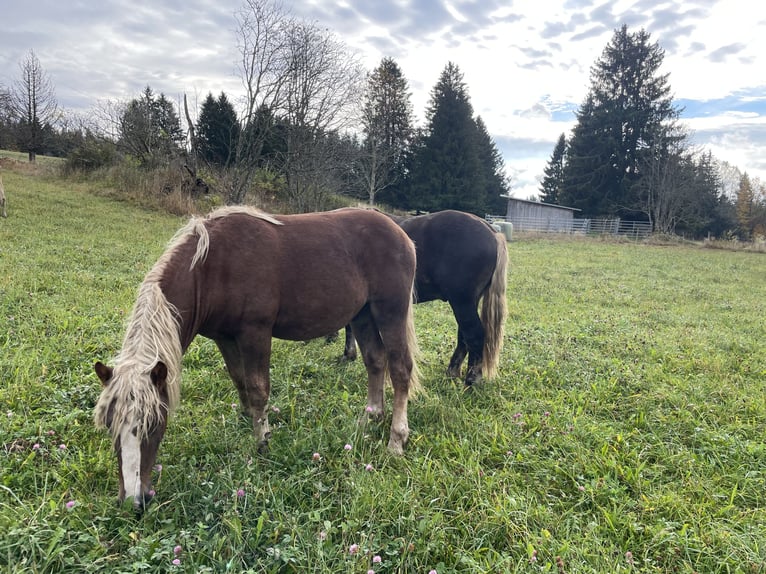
[
  {"xmin": 636, "ymin": 123, "xmax": 710, "ymax": 234},
  {"xmin": 226, "ymin": 0, "xmax": 294, "ymax": 204},
  {"xmin": 8, "ymin": 50, "xmax": 58, "ymax": 163},
  {"xmin": 279, "ymin": 21, "xmax": 364, "ymax": 211}
]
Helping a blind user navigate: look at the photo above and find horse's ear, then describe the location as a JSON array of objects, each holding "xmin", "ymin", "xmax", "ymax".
[
  {"xmin": 94, "ymin": 361, "xmax": 113, "ymax": 386},
  {"xmin": 150, "ymin": 362, "xmax": 168, "ymax": 392}
]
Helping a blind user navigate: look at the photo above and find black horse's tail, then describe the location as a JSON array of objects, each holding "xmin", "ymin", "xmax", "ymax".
[{"xmin": 480, "ymin": 232, "xmax": 508, "ymax": 379}]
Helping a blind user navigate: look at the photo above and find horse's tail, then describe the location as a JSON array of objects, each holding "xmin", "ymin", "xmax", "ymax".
[
  {"xmin": 480, "ymin": 232, "xmax": 508, "ymax": 380},
  {"xmin": 405, "ymin": 284, "xmax": 422, "ymax": 397}
]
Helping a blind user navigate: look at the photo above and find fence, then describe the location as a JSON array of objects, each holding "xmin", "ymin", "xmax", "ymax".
[{"xmin": 487, "ymin": 215, "xmax": 652, "ymax": 239}]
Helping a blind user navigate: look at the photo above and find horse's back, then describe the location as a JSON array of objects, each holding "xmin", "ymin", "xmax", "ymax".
[
  {"xmin": 400, "ymin": 210, "xmax": 499, "ymax": 302},
  {"xmin": 175, "ymin": 208, "xmax": 415, "ymax": 342}
]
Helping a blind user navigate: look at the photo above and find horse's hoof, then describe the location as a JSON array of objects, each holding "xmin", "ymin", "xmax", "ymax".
[
  {"xmin": 446, "ymin": 367, "xmax": 461, "ymax": 379},
  {"xmin": 363, "ymin": 409, "xmax": 384, "ymax": 423},
  {"xmin": 387, "ymin": 441, "xmax": 405, "ymax": 456},
  {"xmin": 257, "ymin": 434, "xmax": 271, "ymax": 453}
]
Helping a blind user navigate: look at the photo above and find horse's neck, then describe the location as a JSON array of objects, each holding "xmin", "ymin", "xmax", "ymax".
[{"xmin": 154, "ymin": 274, "xmax": 198, "ymax": 354}]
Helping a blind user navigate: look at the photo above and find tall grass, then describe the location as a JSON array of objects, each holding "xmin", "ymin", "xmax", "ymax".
[{"xmin": 1, "ymin": 165, "xmax": 765, "ymax": 573}]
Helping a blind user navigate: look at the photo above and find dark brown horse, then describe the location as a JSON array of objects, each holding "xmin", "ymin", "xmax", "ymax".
[
  {"xmin": 340, "ymin": 210, "xmax": 507, "ymax": 386},
  {"xmin": 94, "ymin": 206, "xmax": 418, "ymax": 509}
]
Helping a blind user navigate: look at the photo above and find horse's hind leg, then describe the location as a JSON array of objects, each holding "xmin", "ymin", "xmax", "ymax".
[
  {"xmin": 449, "ymin": 299, "xmax": 485, "ymax": 386},
  {"xmin": 350, "ymin": 308, "xmax": 386, "ymax": 420},
  {"xmin": 372, "ymin": 304, "xmax": 415, "ymax": 456},
  {"xmin": 343, "ymin": 324, "xmax": 358, "ymax": 361},
  {"xmin": 216, "ymin": 335, "xmax": 272, "ymax": 450},
  {"xmin": 447, "ymin": 328, "xmax": 468, "ymax": 379}
]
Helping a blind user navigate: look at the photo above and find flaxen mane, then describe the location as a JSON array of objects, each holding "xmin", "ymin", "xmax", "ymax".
[{"xmin": 94, "ymin": 207, "xmax": 282, "ymax": 442}]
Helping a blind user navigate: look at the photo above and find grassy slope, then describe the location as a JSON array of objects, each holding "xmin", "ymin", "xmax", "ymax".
[{"xmin": 1, "ymin": 166, "xmax": 765, "ymax": 573}]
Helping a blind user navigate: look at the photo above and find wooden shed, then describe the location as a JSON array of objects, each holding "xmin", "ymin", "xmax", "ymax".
[{"xmin": 501, "ymin": 196, "xmax": 581, "ymax": 233}]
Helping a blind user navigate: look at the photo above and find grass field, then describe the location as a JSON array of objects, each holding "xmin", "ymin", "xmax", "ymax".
[{"xmin": 1, "ymin": 164, "xmax": 765, "ymax": 573}]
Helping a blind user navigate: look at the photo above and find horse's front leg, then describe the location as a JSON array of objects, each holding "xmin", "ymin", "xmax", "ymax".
[{"xmin": 216, "ymin": 335, "xmax": 273, "ymax": 450}]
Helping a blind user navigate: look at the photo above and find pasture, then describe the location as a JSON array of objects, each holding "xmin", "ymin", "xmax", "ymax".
[{"xmin": 1, "ymin": 166, "xmax": 765, "ymax": 573}]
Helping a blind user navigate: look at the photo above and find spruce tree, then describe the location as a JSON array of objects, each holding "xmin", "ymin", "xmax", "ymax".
[
  {"xmin": 359, "ymin": 58, "xmax": 414, "ymax": 206},
  {"xmin": 197, "ymin": 92, "xmax": 239, "ymax": 167},
  {"xmin": 406, "ymin": 62, "xmax": 484, "ymax": 214},
  {"xmin": 474, "ymin": 116, "xmax": 509, "ymax": 214},
  {"xmin": 561, "ymin": 25, "xmax": 679, "ymax": 218},
  {"xmin": 539, "ymin": 133, "xmax": 566, "ymax": 204},
  {"xmin": 120, "ymin": 86, "xmax": 185, "ymax": 167}
]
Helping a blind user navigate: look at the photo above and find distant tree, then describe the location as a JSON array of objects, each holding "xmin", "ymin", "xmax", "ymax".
[
  {"xmin": 406, "ymin": 62, "xmax": 485, "ymax": 214},
  {"xmin": 735, "ymin": 172, "xmax": 757, "ymax": 239},
  {"xmin": 681, "ymin": 150, "xmax": 728, "ymax": 238},
  {"xmin": 539, "ymin": 133, "xmax": 566, "ymax": 204},
  {"xmin": 228, "ymin": 0, "xmax": 296, "ymax": 204},
  {"xmin": 196, "ymin": 92, "xmax": 239, "ymax": 167},
  {"xmin": 474, "ymin": 115, "xmax": 509, "ymax": 214},
  {"xmin": 8, "ymin": 50, "xmax": 59, "ymax": 163},
  {"xmin": 119, "ymin": 86, "xmax": 185, "ymax": 167},
  {"xmin": 357, "ymin": 57, "xmax": 414, "ymax": 206},
  {"xmin": 278, "ymin": 21, "xmax": 364, "ymax": 212},
  {"xmin": 561, "ymin": 26, "xmax": 680, "ymax": 219},
  {"xmin": 0, "ymin": 86, "xmax": 15, "ymax": 150}
]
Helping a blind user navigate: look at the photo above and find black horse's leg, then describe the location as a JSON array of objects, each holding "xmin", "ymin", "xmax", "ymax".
[
  {"xmin": 343, "ymin": 324, "xmax": 358, "ymax": 361},
  {"xmin": 447, "ymin": 328, "xmax": 467, "ymax": 379},
  {"xmin": 448, "ymin": 299, "xmax": 485, "ymax": 386}
]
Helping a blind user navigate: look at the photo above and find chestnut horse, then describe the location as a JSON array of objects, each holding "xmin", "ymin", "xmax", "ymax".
[
  {"xmin": 340, "ymin": 210, "xmax": 507, "ymax": 386},
  {"xmin": 94, "ymin": 206, "xmax": 418, "ymax": 509}
]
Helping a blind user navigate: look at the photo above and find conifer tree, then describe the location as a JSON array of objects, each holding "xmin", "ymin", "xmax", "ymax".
[
  {"xmin": 196, "ymin": 92, "xmax": 239, "ymax": 167},
  {"xmin": 358, "ymin": 57, "xmax": 414, "ymax": 206},
  {"xmin": 119, "ymin": 86, "xmax": 184, "ymax": 167},
  {"xmin": 539, "ymin": 133, "xmax": 566, "ymax": 204},
  {"xmin": 561, "ymin": 25, "xmax": 679, "ymax": 218},
  {"xmin": 406, "ymin": 62, "xmax": 484, "ymax": 214},
  {"xmin": 474, "ymin": 115, "xmax": 509, "ymax": 214}
]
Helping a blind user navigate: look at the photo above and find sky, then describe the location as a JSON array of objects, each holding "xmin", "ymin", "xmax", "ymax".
[{"xmin": 1, "ymin": 0, "xmax": 764, "ymax": 199}]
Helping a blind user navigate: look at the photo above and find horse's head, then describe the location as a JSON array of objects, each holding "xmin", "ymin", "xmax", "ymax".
[{"xmin": 94, "ymin": 361, "xmax": 170, "ymax": 511}]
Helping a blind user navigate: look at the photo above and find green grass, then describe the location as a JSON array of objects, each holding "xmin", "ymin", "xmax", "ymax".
[{"xmin": 1, "ymin": 166, "xmax": 765, "ymax": 573}]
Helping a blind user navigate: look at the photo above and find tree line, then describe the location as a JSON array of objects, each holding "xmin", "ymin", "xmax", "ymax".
[
  {"xmin": 1, "ymin": 7, "xmax": 764, "ymax": 238},
  {"xmin": 0, "ymin": 0, "xmax": 508, "ymax": 218},
  {"xmin": 538, "ymin": 25, "xmax": 765, "ymax": 240}
]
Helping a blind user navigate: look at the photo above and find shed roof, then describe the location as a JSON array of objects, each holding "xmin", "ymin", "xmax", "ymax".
[{"xmin": 501, "ymin": 195, "xmax": 581, "ymax": 212}]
